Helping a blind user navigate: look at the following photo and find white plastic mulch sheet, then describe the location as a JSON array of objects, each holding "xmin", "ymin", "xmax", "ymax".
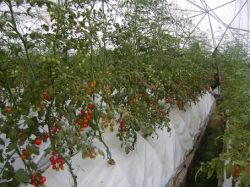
[{"xmin": 20, "ymin": 93, "xmax": 215, "ymax": 187}]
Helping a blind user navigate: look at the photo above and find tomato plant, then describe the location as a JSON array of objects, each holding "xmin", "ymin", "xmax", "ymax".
[
  {"xmin": 198, "ymin": 41, "xmax": 250, "ymax": 186},
  {"xmin": 0, "ymin": 0, "xmax": 215, "ymax": 186}
]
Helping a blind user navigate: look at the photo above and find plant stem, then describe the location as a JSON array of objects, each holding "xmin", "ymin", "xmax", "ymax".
[
  {"xmin": 0, "ymin": 149, "xmax": 17, "ymax": 175},
  {"xmin": 4, "ymin": 72, "xmax": 17, "ymax": 106},
  {"xmin": 97, "ymin": 128, "xmax": 112, "ymax": 160},
  {"xmin": 16, "ymin": 148, "xmax": 32, "ymax": 174},
  {"xmin": 63, "ymin": 157, "xmax": 77, "ymax": 187},
  {"xmin": 6, "ymin": 0, "xmax": 37, "ymax": 81}
]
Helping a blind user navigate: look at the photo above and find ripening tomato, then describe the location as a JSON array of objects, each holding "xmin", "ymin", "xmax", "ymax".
[
  {"xmin": 76, "ymin": 119, "xmax": 82, "ymax": 125},
  {"xmin": 21, "ymin": 154, "xmax": 27, "ymax": 160},
  {"xmin": 159, "ymin": 110, "xmax": 166, "ymax": 118},
  {"xmin": 87, "ymin": 103, "xmax": 95, "ymax": 110},
  {"xmin": 42, "ymin": 90, "xmax": 51, "ymax": 101},
  {"xmin": 165, "ymin": 98, "xmax": 172, "ymax": 104},
  {"xmin": 246, "ymin": 168, "xmax": 250, "ymax": 174},
  {"xmin": 176, "ymin": 100, "xmax": 183, "ymax": 109},
  {"xmin": 88, "ymin": 152, "xmax": 95, "ymax": 159},
  {"xmin": 88, "ymin": 81, "xmax": 97, "ymax": 88},
  {"xmin": 4, "ymin": 106, "xmax": 12, "ymax": 113}
]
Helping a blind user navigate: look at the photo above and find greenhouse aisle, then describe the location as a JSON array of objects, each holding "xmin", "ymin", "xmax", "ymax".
[{"xmin": 185, "ymin": 113, "xmax": 225, "ymax": 187}]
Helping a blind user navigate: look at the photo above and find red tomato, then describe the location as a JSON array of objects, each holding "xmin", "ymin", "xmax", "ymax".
[
  {"xmin": 40, "ymin": 176, "xmax": 46, "ymax": 184},
  {"xmin": 43, "ymin": 133, "xmax": 49, "ymax": 141},
  {"xmin": 31, "ymin": 174, "xmax": 36, "ymax": 180},
  {"xmin": 84, "ymin": 118, "xmax": 88, "ymax": 124},
  {"xmin": 59, "ymin": 164, "xmax": 64, "ymax": 170},
  {"xmin": 86, "ymin": 115, "xmax": 91, "ymax": 120},
  {"xmin": 80, "ymin": 109, "xmax": 85, "ymax": 116},
  {"xmin": 52, "ymin": 127, "xmax": 59, "ymax": 134},
  {"xmin": 82, "ymin": 123, "xmax": 88, "ymax": 129},
  {"xmin": 52, "ymin": 165, "xmax": 56, "ymax": 170},
  {"xmin": 231, "ymin": 167, "xmax": 240, "ymax": 177},
  {"xmin": 31, "ymin": 181, "xmax": 37, "ymax": 186},
  {"xmin": 119, "ymin": 121, "xmax": 127, "ymax": 131},
  {"xmin": 52, "ymin": 150, "xmax": 57, "ymax": 156},
  {"xmin": 49, "ymin": 156, "xmax": 55, "ymax": 163},
  {"xmin": 34, "ymin": 138, "xmax": 42, "ymax": 145},
  {"xmin": 87, "ymin": 110, "xmax": 93, "ymax": 116}
]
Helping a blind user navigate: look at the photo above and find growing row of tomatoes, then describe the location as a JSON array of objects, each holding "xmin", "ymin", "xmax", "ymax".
[{"xmin": 1, "ymin": 75, "xmax": 213, "ymax": 187}]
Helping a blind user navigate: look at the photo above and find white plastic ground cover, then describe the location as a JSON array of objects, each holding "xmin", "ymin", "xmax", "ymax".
[{"xmin": 18, "ymin": 92, "xmax": 215, "ymax": 187}]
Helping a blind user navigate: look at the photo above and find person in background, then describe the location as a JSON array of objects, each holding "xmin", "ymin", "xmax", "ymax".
[{"xmin": 211, "ymin": 73, "xmax": 220, "ymax": 99}]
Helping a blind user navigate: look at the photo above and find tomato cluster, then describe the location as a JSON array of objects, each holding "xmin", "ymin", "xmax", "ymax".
[
  {"xmin": 31, "ymin": 173, "xmax": 46, "ymax": 187},
  {"xmin": 49, "ymin": 150, "xmax": 65, "ymax": 170},
  {"xmin": 76, "ymin": 103, "xmax": 95, "ymax": 131},
  {"xmin": 52, "ymin": 127, "xmax": 60, "ymax": 134},
  {"xmin": 119, "ymin": 121, "xmax": 127, "ymax": 132}
]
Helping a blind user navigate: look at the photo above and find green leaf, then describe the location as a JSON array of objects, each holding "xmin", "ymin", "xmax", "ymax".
[
  {"xmin": 239, "ymin": 172, "xmax": 250, "ymax": 187},
  {"xmin": 6, "ymin": 141, "xmax": 17, "ymax": 152},
  {"xmin": 207, "ymin": 168, "xmax": 214, "ymax": 179},
  {"xmin": 0, "ymin": 150, "xmax": 4, "ymax": 162},
  {"xmin": 29, "ymin": 162, "xmax": 38, "ymax": 170},
  {"xmin": 0, "ymin": 182, "xmax": 11, "ymax": 187},
  {"xmin": 225, "ymin": 164, "xmax": 232, "ymax": 179},
  {"xmin": 29, "ymin": 145, "xmax": 39, "ymax": 155},
  {"xmin": 14, "ymin": 169, "xmax": 30, "ymax": 183}
]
